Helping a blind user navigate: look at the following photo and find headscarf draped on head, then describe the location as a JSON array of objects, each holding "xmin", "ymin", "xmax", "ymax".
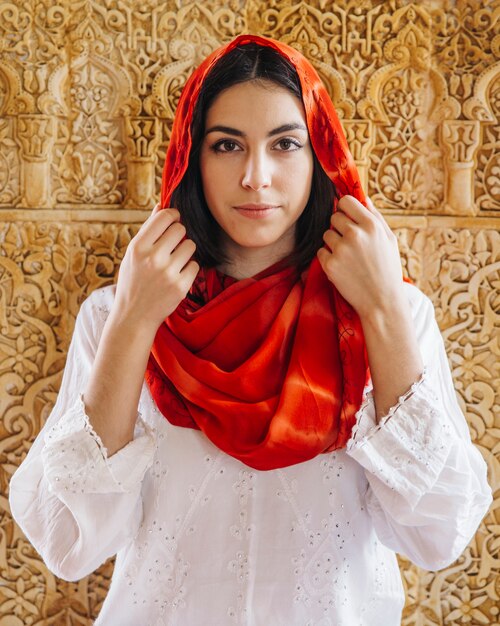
[{"xmin": 144, "ymin": 34, "xmax": 370, "ymax": 470}]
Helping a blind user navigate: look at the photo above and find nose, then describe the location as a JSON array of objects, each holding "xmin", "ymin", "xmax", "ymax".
[{"xmin": 241, "ymin": 150, "xmax": 272, "ymax": 191}]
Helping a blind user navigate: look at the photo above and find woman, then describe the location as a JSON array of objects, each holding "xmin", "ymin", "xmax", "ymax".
[{"xmin": 9, "ymin": 35, "xmax": 491, "ymax": 625}]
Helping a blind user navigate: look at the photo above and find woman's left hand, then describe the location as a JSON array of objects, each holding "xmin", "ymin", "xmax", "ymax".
[{"xmin": 317, "ymin": 195, "xmax": 405, "ymax": 319}]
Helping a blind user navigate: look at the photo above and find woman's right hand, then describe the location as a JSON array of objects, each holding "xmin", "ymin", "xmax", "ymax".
[{"xmin": 111, "ymin": 203, "xmax": 199, "ymax": 333}]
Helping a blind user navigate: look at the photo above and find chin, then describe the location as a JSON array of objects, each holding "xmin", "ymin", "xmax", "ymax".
[{"xmin": 230, "ymin": 232, "xmax": 286, "ymax": 249}]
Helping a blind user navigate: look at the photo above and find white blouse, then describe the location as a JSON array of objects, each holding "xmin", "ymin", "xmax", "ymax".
[{"xmin": 9, "ymin": 283, "xmax": 492, "ymax": 626}]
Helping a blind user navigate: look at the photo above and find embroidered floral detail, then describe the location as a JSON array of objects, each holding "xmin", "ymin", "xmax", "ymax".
[
  {"xmin": 227, "ymin": 468, "xmax": 256, "ymax": 621},
  {"xmin": 320, "ymin": 454, "xmax": 344, "ymax": 482},
  {"xmin": 279, "ymin": 465, "xmax": 353, "ymax": 614},
  {"xmin": 132, "ymin": 553, "xmax": 190, "ymax": 616},
  {"xmin": 126, "ymin": 453, "xmax": 225, "ymax": 622},
  {"xmin": 42, "ymin": 393, "xmax": 154, "ymax": 494},
  {"xmin": 228, "ymin": 550, "xmax": 250, "ymax": 582},
  {"xmin": 229, "ymin": 509, "xmax": 254, "ymax": 541},
  {"xmin": 347, "ymin": 391, "xmax": 375, "ymax": 445},
  {"xmin": 44, "ymin": 393, "xmax": 108, "ymax": 460},
  {"xmin": 347, "ymin": 367, "xmax": 427, "ymax": 449},
  {"xmin": 346, "ymin": 368, "xmax": 455, "ymax": 501},
  {"xmin": 232, "ymin": 469, "xmax": 256, "ymax": 506}
]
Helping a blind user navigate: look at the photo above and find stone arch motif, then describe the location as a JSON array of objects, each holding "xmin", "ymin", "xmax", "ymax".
[
  {"xmin": 464, "ymin": 62, "xmax": 500, "ymax": 214},
  {"xmin": 0, "ymin": 63, "xmax": 22, "ymax": 116},
  {"xmin": 148, "ymin": 25, "xmax": 221, "ymax": 122},
  {"xmin": 359, "ymin": 18, "xmax": 460, "ymax": 212},
  {"xmin": 146, "ymin": 23, "xmax": 223, "ymax": 195},
  {"xmin": 0, "ymin": 63, "xmax": 22, "ymax": 205},
  {"xmin": 48, "ymin": 52, "xmax": 134, "ymax": 206}
]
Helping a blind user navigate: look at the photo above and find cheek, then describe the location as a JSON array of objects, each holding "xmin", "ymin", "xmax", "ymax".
[
  {"xmin": 200, "ymin": 156, "xmax": 235, "ymax": 203},
  {"xmin": 286, "ymin": 154, "xmax": 313, "ymax": 199},
  {"xmin": 200, "ymin": 158, "xmax": 220, "ymax": 207}
]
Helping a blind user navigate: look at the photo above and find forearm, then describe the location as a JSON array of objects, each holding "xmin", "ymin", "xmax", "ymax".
[
  {"xmin": 83, "ymin": 311, "xmax": 157, "ymax": 456},
  {"xmin": 360, "ymin": 293, "xmax": 423, "ymax": 422}
]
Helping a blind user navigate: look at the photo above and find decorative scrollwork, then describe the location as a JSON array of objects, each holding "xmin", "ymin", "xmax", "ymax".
[{"xmin": 0, "ymin": 0, "xmax": 498, "ymax": 623}]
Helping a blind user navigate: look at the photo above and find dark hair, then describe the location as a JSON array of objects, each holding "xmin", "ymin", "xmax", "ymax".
[{"xmin": 170, "ymin": 43, "xmax": 338, "ymax": 271}]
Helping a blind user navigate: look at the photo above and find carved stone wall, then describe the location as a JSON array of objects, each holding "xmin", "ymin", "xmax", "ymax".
[{"xmin": 0, "ymin": 1, "xmax": 498, "ymax": 624}]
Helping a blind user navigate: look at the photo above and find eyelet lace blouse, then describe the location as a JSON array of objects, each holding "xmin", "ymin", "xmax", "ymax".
[{"xmin": 9, "ymin": 283, "xmax": 492, "ymax": 626}]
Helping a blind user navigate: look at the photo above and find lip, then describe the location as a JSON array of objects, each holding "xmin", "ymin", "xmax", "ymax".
[
  {"xmin": 234, "ymin": 203, "xmax": 280, "ymax": 210},
  {"xmin": 233, "ymin": 204, "xmax": 281, "ymax": 219}
]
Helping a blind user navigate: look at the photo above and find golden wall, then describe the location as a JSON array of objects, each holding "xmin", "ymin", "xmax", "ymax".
[{"xmin": 0, "ymin": 0, "xmax": 498, "ymax": 624}]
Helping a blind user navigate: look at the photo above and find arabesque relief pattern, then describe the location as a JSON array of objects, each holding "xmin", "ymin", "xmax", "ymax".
[{"xmin": 0, "ymin": 1, "xmax": 498, "ymax": 624}]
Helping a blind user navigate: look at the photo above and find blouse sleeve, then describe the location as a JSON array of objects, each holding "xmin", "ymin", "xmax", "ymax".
[
  {"xmin": 8, "ymin": 289, "xmax": 156, "ymax": 582},
  {"xmin": 346, "ymin": 284, "xmax": 492, "ymax": 571}
]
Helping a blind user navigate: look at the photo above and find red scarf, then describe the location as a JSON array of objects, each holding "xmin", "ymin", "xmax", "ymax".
[{"xmin": 144, "ymin": 35, "xmax": 369, "ymax": 470}]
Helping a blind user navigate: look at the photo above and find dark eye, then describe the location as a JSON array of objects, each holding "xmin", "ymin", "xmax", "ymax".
[
  {"xmin": 276, "ymin": 138, "xmax": 301, "ymax": 151},
  {"xmin": 212, "ymin": 140, "xmax": 239, "ymax": 153}
]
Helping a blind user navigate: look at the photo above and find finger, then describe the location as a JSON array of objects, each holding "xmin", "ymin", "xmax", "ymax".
[
  {"xmin": 153, "ymin": 221, "xmax": 187, "ymax": 257},
  {"xmin": 337, "ymin": 195, "xmax": 368, "ymax": 224},
  {"xmin": 143, "ymin": 202, "xmax": 161, "ymax": 224},
  {"xmin": 322, "ymin": 228, "xmax": 341, "ymax": 252},
  {"xmin": 330, "ymin": 210, "xmax": 356, "ymax": 236},
  {"xmin": 317, "ymin": 246, "xmax": 328, "ymax": 263},
  {"xmin": 138, "ymin": 208, "xmax": 181, "ymax": 247},
  {"xmin": 172, "ymin": 260, "xmax": 200, "ymax": 301},
  {"xmin": 168, "ymin": 238, "xmax": 197, "ymax": 272},
  {"xmin": 317, "ymin": 246, "xmax": 335, "ymax": 270},
  {"xmin": 179, "ymin": 259, "xmax": 200, "ymax": 287}
]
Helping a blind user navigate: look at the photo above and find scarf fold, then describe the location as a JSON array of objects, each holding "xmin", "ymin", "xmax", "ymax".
[{"xmin": 144, "ymin": 34, "xmax": 369, "ymax": 470}]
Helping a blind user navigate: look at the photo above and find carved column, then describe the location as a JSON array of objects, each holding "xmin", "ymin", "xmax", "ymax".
[
  {"xmin": 124, "ymin": 116, "xmax": 161, "ymax": 208},
  {"xmin": 442, "ymin": 120, "xmax": 480, "ymax": 216},
  {"xmin": 16, "ymin": 114, "xmax": 55, "ymax": 208},
  {"xmin": 343, "ymin": 120, "xmax": 374, "ymax": 197}
]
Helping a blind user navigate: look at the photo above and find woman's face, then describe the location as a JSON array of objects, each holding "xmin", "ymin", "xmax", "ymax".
[{"xmin": 199, "ymin": 80, "xmax": 314, "ymax": 264}]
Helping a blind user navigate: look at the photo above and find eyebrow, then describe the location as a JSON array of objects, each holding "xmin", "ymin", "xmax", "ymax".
[{"xmin": 204, "ymin": 123, "xmax": 308, "ymax": 137}]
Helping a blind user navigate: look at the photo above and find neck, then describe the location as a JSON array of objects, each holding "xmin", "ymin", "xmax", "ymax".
[{"xmin": 218, "ymin": 232, "xmax": 295, "ymax": 280}]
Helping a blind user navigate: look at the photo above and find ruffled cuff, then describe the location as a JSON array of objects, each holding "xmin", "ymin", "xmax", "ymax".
[
  {"xmin": 346, "ymin": 369, "xmax": 454, "ymax": 505},
  {"xmin": 41, "ymin": 394, "xmax": 155, "ymax": 495}
]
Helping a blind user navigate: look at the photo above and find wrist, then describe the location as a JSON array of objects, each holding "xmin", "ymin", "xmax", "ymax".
[
  {"xmin": 106, "ymin": 308, "xmax": 159, "ymax": 347},
  {"xmin": 357, "ymin": 291, "xmax": 410, "ymax": 330}
]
